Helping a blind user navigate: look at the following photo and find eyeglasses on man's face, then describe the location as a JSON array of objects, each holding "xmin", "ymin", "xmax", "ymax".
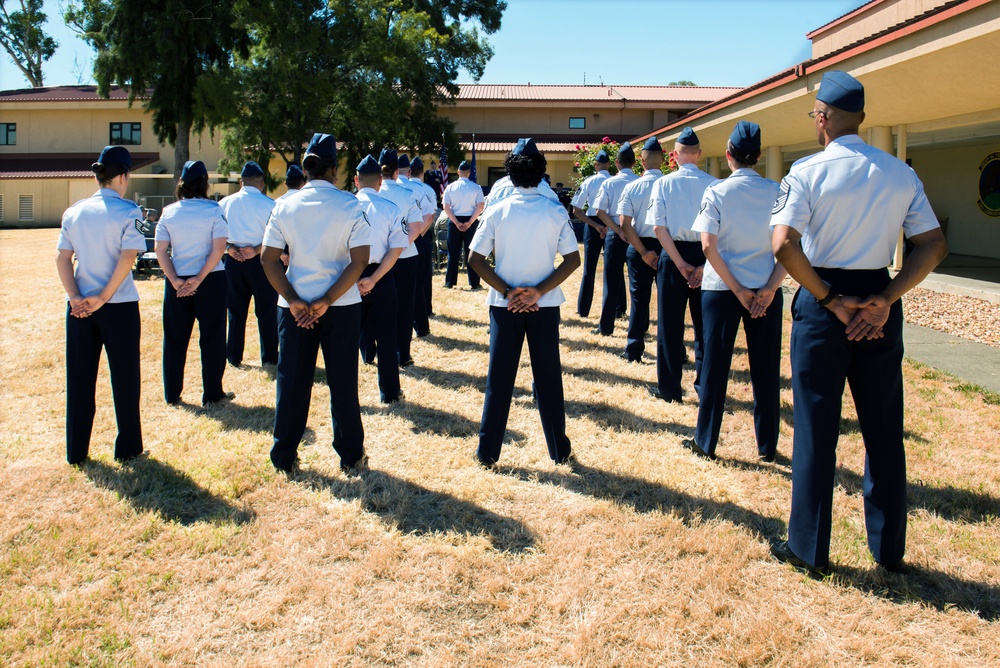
[{"xmin": 807, "ymin": 110, "xmax": 827, "ymax": 120}]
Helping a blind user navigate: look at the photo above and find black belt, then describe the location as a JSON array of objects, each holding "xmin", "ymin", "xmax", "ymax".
[{"xmin": 813, "ymin": 267, "xmax": 891, "ymax": 296}]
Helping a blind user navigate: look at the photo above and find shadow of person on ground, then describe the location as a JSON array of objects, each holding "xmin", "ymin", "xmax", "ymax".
[
  {"xmin": 292, "ymin": 468, "xmax": 535, "ymax": 553},
  {"xmin": 833, "ymin": 562, "xmax": 1000, "ymax": 621},
  {"xmin": 564, "ymin": 399, "xmax": 694, "ymax": 436},
  {"xmin": 82, "ymin": 457, "xmax": 255, "ymax": 526},
  {"xmin": 502, "ymin": 461, "xmax": 784, "ymax": 540},
  {"xmin": 407, "ymin": 365, "xmax": 486, "ymax": 392}
]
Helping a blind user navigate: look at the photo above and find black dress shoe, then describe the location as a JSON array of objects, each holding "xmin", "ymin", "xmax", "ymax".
[
  {"xmin": 770, "ymin": 541, "xmax": 828, "ymax": 577},
  {"xmin": 469, "ymin": 285, "xmax": 484, "ymax": 291},
  {"xmin": 415, "ymin": 331, "xmax": 430, "ymax": 338},
  {"xmin": 203, "ymin": 391, "xmax": 235, "ymax": 407},
  {"xmin": 591, "ymin": 327, "xmax": 611, "ymax": 336},
  {"xmin": 618, "ymin": 352, "xmax": 643, "ymax": 364},
  {"xmin": 681, "ymin": 438, "xmax": 716, "ymax": 460},
  {"xmin": 877, "ymin": 559, "xmax": 905, "ymax": 573},
  {"xmin": 443, "ymin": 283, "xmax": 455, "ymax": 289},
  {"xmin": 648, "ymin": 387, "xmax": 681, "ymax": 403},
  {"xmin": 340, "ymin": 454, "xmax": 369, "ymax": 476},
  {"xmin": 399, "ymin": 358, "xmax": 414, "ymax": 368},
  {"xmin": 758, "ymin": 453, "xmax": 776, "ymax": 463}
]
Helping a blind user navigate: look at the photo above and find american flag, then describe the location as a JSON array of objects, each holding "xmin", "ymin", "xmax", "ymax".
[{"xmin": 438, "ymin": 142, "xmax": 448, "ymax": 195}]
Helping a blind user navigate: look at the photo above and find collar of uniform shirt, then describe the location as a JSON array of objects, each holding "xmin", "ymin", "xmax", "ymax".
[
  {"xmin": 730, "ymin": 167, "xmax": 760, "ymax": 177},
  {"xmin": 679, "ymin": 163, "xmax": 700, "ymax": 172},
  {"xmin": 98, "ymin": 188, "xmax": 122, "ymax": 198},
  {"xmin": 827, "ymin": 134, "xmax": 864, "ymax": 149},
  {"xmin": 304, "ymin": 180, "xmax": 336, "ymax": 190},
  {"xmin": 357, "ymin": 187, "xmax": 379, "ymax": 195},
  {"xmin": 641, "ymin": 169, "xmax": 663, "ymax": 178}
]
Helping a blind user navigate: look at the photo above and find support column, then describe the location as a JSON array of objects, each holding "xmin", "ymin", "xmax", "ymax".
[
  {"xmin": 765, "ymin": 145, "xmax": 783, "ymax": 182},
  {"xmin": 706, "ymin": 157, "xmax": 722, "ymax": 178},
  {"xmin": 893, "ymin": 125, "xmax": 907, "ymax": 269}
]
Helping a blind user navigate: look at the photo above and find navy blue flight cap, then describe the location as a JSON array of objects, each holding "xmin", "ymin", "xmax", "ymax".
[
  {"xmin": 180, "ymin": 160, "xmax": 208, "ymax": 181},
  {"xmin": 642, "ymin": 137, "xmax": 663, "ymax": 153},
  {"xmin": 618, "ymin": 141, "xmax": 635, "ymax": 161},
  {"xmin": 356, "ymin": 154, "xmax": 381, "ymax": 175},
  {"xmin": 816, "ymin": 70, "xmax": 865, "ymax": 113},
  {"xmin": 595, "ymin": 150, "xmax": 610, "ymax": 163},
  {"xmin": 729, "ymin": 121, "xmax": 761, "ymax": 155},
  {"xmin": 285, "ymin": 164, "xmax": 303, "ymax": 180},
  {"xmin": 410, "ymin": 156, "xmax": 424, "ymax": 171},
  {"xmin": 306, "ymin": 133, "xmax": 337, "ymax": 160},
  {"xmin": 397, "ymin": 154, "xmax": 410, "ymax": 170},
  {"xmin": 676, "ymin": 127, "xmax": 699, "ymax": 146},
  {"xmin": 241, "ymin": 161, "xmax": 264, "ymax": 178},
  {"xmin": 96, "ymin": 145, "xmax": 132, "ymax": 169},
  {"xmin": 511, "ymin": 138, "xmax": 540, "ymax": 157},
  {"xmin": 378, "ymin": 147, "xmax": 398, "ymax": 169},
  {"xmin": 458, "ymin": 160, "xmax": 472, "ymax": 171}
]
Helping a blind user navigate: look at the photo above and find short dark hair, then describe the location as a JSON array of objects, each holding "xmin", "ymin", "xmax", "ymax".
[
  {"xmin": 727, "ymin": 141, "xmax": 760, "ymax": 167},
  {"xmin": 175, "ymin": 175, "xmax": 209, "ymax": 200},
  {"xmin": 617, "ymin": 152, "xmax": 636, "ymax": 168},
  {"xmin": 504, "ymin": 152, "xmax": 547, "ymax": 188},
  {"xmin": 380, "ymin": 164, "xmax": 396, "ymax": 179},
  {"xmin": 92, "ymin": 161, "xmax": 129, "ymax": 187},
  {"xmin": 302, "ymin": 154, "xmax": 337, "ymax": 181},
  {"xmin": 285, "ymin": 172, "xmax": 306, "ymax": 189}
]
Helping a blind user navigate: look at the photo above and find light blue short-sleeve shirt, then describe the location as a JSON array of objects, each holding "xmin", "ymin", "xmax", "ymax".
[
  {"xmin": 356, "ymin": 188, "xmax": 408, "ymax": 264},
  {"xmin": 770, "ymin": 134, "xmax": 939, "ymax": 269},
  {"xmin": 57, "ymin": 188, "xmax": 148, "ymax": 303},
  {"xmin": 693, "ymin": 169, "xmax": 781, "ymax": 291},
  {"xmin": 263, "ymin": 180, "xmax": 371, "ymax": 306},
  {"xmin": 218, "ymin": 186, "xmax": 275, "ymax": 246},
  {"xmin": 470, "ymin": 188, "xmax": 579, "ymax": 308},
  {"xmin": 443, "ymin": 177, "xmax": 486, "ymax": 216},
  {"xmin": 617, "ymin": 169, "xmax": 662, "ymax": 238},
  {"xmin": 154, "ymin": 198, "xmax": 229, "ymax": 277},
  {"xmin": 570, "ymin": 170, "xmax": 610, "ymax": 213},
  {"xmin": 379, "ymin": 179, "xmax": 424, "ymax": 260},
  {"xmin": 649, "ymin": 163, "xmax": 717, "ymax": 242},
  {"xmin": 592, "ymin": 168, "xmax": 637, "ymax": 238},
  {"xmin": 485, "ymin": 175, "xmax": 560, "ymax": 208}
]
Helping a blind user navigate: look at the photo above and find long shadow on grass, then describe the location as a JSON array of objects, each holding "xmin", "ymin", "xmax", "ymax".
[
  {"xmin": 833, "ymin": 563, "xmax": 1000, "ymax": 621},
  {"xmin": 395, "ymin": 402, "xmax": 526, "ymax": 442},
  {"xmin": 422, "ymin": 334, "xmax": 488, "ymax": 355},
  {"xmin": 428, "ymin": 313, "xmax": 487, "ymax": 330},
  {"xmin": 82, "ymin": 458, "xmax": 254, "ymax": 526},
  {"xmin": 294, "ymin": 469, "xmax": 534, "ymax": 553},
  {"xmin": 407, "ymin": 365, "xmax": 486, "ymax": 392},
  {"xmin": 504, "ymin": 462, "xmax": 783, "ymax": 540},
  {"xmin": 565, "ymin": 399, "xmax": 692, "ymax": 435},
  {"xmin": 732, "ymin": 396, "xmax": 928, "ymax": 443},
  {"xmin": 724, "ymin": 457, "xmax": 1000, "ymax": 524}
]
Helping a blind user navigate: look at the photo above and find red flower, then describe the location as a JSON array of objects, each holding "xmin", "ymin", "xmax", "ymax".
[
  {"xmin": 575, "ymin": 144, "xmax": 581, "ymax": 150},
  {"xmin": 575, "ymin": 162, "xmax": 580, "ymax": 167},
  {"xmin": 602, "ymin": 136, "xmax": 611, "ymax": 143}
]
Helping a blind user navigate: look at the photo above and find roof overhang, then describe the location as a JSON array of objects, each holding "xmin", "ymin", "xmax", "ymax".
[
  {"xmin": 635, "ymin": 0, "xmax": 1000, "ymax": 158},
  {"xmin": 0, "ymin": 152, "xmax": 161, "ymax": 179}
]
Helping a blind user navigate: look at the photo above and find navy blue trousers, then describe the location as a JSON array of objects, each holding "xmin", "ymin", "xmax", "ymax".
[
  {"xmin": 272, "ymin": 304, "xmax": 365, "ymax": 470},
  {"xmin": 225, "ymin": 256, "xmax": 279, "ymax": 366},
  {"xmin": 695, "ymin": 289, "xmax": 782, "ymax": 458},
  {"xmin": 413, "ymin": 231, "xmax": 434, "ymax": 334},
  {"xmin": 656, "ymin": 240, "xmax": 705, "ymax": 400},
  {"xmin": 788, "ymin": 268, "xmax": 906, "ymax": 570},
  {"xmin": 597, "ymin": 234, "xmax": 629, "ymax": 334},
  {"xmin": 625, "ymin": 238, "xmax": 662, "ymax": 360},
  {"xmin": 445, "ymin": 217, "xmax": 481, "ymax": 288},
  {"xmin": 478, "ymin": 306, "xmax": 571, "ymax": 464},
  {"xmin": 359, "ymin": 263, "xmax": 401, "ymax": 402},
  {"xmin": 577, "ymin": 220, "xmax": 605, "ymax": 317},
  {"xmin": 65, "ymin": 301, "xmax": 142, "ymax": 464},
  {"xmin": 162, "ymin": 271, "xmax": 227, "ymax": 405},
  {"xmin": 394, "ymin": 255, "xmax": 419, "ymax": 365}
]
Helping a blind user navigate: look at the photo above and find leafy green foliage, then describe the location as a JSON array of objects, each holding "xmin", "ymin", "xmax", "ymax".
[
  {"xmin": 0, "ymin": 0, "xmax": 57, "ymax": 87},
  {"xmin": 572, "ymin": 137, "xmax": 678, "ymax": 189},
  {"xmin": 218, "ymin": 0, "xmax": 506, "ymax": 188}
]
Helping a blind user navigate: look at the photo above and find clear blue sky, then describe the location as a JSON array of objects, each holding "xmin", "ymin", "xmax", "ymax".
[{"xmin": 2, "ymin": 0, "xmax": 863, "ymax": 89}]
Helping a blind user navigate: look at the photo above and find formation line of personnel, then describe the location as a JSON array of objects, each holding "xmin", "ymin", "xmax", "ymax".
[{"xmin": 58, "ymin": 71, "xmax": 947, "ymax": 576}]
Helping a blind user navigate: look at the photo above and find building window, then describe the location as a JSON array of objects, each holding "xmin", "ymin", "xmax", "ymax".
[
  {"xmin": 110, "ymin": 122, "xmax": 141, "ymax": 146},
  {"xmin": 568, "ymin": 117, "xmax": 586, "ymax": 130},
  {"xmin": 18, "ymin": 194, "xmax": 33, "ymax": 222},
  {"xmin": 0, "ymin": 123, "xmax": 15, "ymax": 145}
]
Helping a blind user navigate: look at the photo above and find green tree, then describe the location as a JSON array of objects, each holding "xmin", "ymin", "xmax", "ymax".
[
  {"xmin": 668, "ymin": 80, "xmax": 696, "ymax": 86},
  {"xmin": 66, "ymin": 0, "xmax": 250, "ymax": 178},
  {"xmin": 218, "ymin": 0, "xmax": 505, "ymax": 188},
  {"xmin": 0, "ymin": 0, "xmax": 57, "ymax": 87}
]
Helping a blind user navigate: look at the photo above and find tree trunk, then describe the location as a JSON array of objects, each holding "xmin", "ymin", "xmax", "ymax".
[{"xmin": 173, "ymin": 120, "xmax": 192, "ymax": 180}]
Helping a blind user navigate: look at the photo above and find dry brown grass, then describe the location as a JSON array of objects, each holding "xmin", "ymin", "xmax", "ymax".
[{"xmin": 2, "ymin": 228, "xmax": 999, "ymax": 666}]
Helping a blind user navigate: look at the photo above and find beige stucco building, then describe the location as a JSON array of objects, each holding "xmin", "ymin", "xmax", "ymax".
[
  {"xmin": 0, "ymin": 83, "xmax": 732, "ymax": 225},
  {"xmin": 633, "ymin": 0, "xmax": 1000, "ymax": 260}
]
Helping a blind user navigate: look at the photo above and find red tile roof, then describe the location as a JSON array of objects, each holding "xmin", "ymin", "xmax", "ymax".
[
  {"xmin": 455, "ymin": 84, "xmax": 737, "ymax": 103},
  {"xmin": 465, "ymin": 141, "xmax": 580, "ymax": 154},
  {"xmin": 0, "ymin": 85, "xmax": 144, "ymax": 102},
  {"xmin": 0, "ymin": 152, "xmax": 161, "ymax": 179},
  {"xmin": 806, "ymin": 0, "xmax": 884, "ymax": 39}
]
